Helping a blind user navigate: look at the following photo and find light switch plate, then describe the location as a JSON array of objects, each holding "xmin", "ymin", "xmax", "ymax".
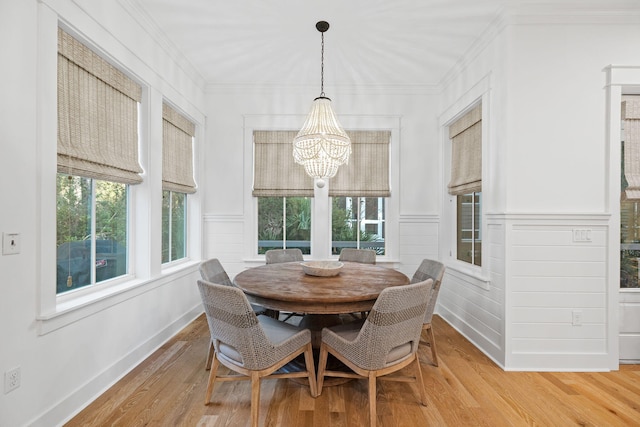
[{"xmin": 2, "ymin": 232, "xmax": 20, "ymax": 255}]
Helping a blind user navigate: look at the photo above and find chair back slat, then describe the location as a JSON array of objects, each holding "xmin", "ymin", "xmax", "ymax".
[
  {"xmin": 265, "ymin": 248, "xmax": 304, "ymax": 264},
  {"xmin": 411, "ymin": 259, "xmax": 445, "ymax": 323},
  {"xmin": 338, "ymin": 248, "xmax": 376, "ymax": 264}
]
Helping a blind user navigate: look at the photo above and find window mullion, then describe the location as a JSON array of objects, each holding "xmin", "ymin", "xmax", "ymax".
[
  {"xmin": 282, "ymin": 197, "xmax": 287, "ymax": 249},
  {"xmin": 357, "ymin": 197, "xmax": 362, "ymax": 248},
  {"xmin": 471, "ymin": 193, "xmax": 476, "ymax": 265},
  {"xmin": 90, "ymin": 179, "xmax": 97, "ymax": 285},
  {"xmin": 168, "ymin": 191, "xmax": 173, "ymax": 261}
]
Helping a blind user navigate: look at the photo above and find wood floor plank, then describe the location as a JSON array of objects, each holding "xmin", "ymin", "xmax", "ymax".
[{"xmin": 66, "ymin": 314, "xmax": 640, "ymax": 427}]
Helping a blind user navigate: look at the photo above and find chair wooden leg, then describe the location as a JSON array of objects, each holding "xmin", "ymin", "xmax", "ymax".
[
  {"xmin": 205, "ymin": 339, "xmax": 214, "ymax": 370},
  {"xmin": 205, "ymin": 354, "xmax": 220, "ymax": 404},
  {"xmin": 303, "ymin": 343, "xmax": 318, "ymax": 397},
  {"xmin": 316, "ymin": 343, "xmax": 329, "ymax": 395},
  {"xmin": 413, "ymin": 355, "xmax": 428, "ymax": 406},
  {"xmin": 426, "ymin": 325, "xmax": 438, "ymax": 366},
  {"xmin": 368, "ymin": 372, "xmax": 377, "ymax": 427},
  {"xmin": 250, "ymin": 372, "xmax": 260, "ymax": 427}
]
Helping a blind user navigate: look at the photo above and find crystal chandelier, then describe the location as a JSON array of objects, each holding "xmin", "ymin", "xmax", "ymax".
[{"xmin": 293, "ymin": 21, "xmax": 351, "ymax": 188}]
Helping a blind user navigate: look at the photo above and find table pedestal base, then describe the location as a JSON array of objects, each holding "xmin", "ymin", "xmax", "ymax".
[{"xmin": 282, "ymin": 314, "xmax": 355, "ymax": 387}]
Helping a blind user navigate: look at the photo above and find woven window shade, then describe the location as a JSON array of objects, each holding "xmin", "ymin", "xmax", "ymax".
[
  {"xmin": 57, "ymin": 28, "xmax": 143, "ymax": 184},
  {"xmin": 623, "ymin": 98, "xmax": 640, "ymax": 200},
  {"xmin": 163, "ymin": 104, "xmax": 196, "ymax": 193},
  {"xmin": 330, "ymin": 130, "xmax": 391, "ymax": 197},
  {"xmin": 448, "ymin": 104, "xmax": 482, "ymax": 196},
  {"xmin": 253, "ymin": 131, "xmax": 314, "ymax": 197}
]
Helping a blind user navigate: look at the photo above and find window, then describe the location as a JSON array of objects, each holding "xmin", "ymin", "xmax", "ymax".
[
  {"xmin": 56, "ymin": 28, "xmax": 142, "ymax": 294},
  {"xmin": 257, "ymin": 197, "xmax": 311, "ymax": 254},
  {"xmin": 162, "ymin": 191, "xmax": 187, "ymax": 263},
  {"xmin": 330, "ymin": 131, "xmax": 390, "ymax": 256},
  {"xmin": 253, "ymin": 131, "xmax": 314, "ymax": 255},
  {"xmin": 448, "ymin": 104, "xmax": 482, "ymax": 266},
  {"xmin": 332, "ymin": 197, "xmax": 385, "ymax": 255},
  {"xmin": 56, "ymin": 175, "xmax": 128, "ymax": 293},
  {"xmin": 161, "ymin": 103, "xmax": 196, "ymax": 264},
  {"xmin": 457, "ymin": 192, "xmax": 481, "ymax": 266},
  {"xmin": 253, "ymin": 130, "xmax": 390, "ymax": 257},
  {"xmin": 620, "ymin": 96, "xmax": 640, "ymax": 288}
]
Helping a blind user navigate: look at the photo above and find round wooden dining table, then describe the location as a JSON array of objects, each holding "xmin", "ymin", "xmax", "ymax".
[
  {"xmin": 233, "ymin": 261, "xmax": 410, "ymax": 315},
  {"xmin": 234, "ymin": 261, "xmax": 410, "ymax": 385}
]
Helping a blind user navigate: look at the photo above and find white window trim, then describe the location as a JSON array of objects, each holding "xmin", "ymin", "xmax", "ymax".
[
  {"xmin": 439, "ymin": 75, "xmax": 491, "ymax": 283},
  {"xmin": 35, "ymin": 15, "xmax": 203, "ymax": 334},
  {"xmin": 243, "ymin": 114, "xmax": 401, "ymax": 261},
  {"xmin": 605, "ymin": 65, "xmax": 640, "ymax": 368}
]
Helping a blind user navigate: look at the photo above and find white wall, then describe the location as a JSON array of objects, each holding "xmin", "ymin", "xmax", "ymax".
[
  {"xmin": 0, "ymin": 1, "xmax": 207, "ymax": 426},
  {"xmin": 438, "ymin": 8, "xmax": 640, "ymax": 370},
  {"xmin": 2, "ymin": 2, "xmax": 639, "ymax": 425},
  {"xmin": 437, "ymin": 17, "xmax": 510, "ymax": 367},
  {"xmin": 504, "ymin": 17, "xmax": 639, "ymax": 370},
  {"xmin": 202, "ymin": 84, "xmax": 442, "ymax": 278}
]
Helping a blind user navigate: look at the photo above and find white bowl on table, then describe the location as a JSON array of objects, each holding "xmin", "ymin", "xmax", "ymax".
[{"xmin": 300, "ymin": 261, "xmax": 344, "ymax": 277}]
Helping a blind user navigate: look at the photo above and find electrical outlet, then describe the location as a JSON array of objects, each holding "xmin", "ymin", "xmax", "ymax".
[
  {"xmin": 572, "ymin": 229, "xmax": 592, "ymax": 243},
  {"xmin": 4, "ymin": 367, "xmax": 21, "ymax": 393},
  {"xmin": 572, "ymin": 310, "xmax": 582, "ymax": 326}
]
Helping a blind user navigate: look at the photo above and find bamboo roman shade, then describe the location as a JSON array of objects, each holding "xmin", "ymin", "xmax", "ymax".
[
  {"xmin": 623, "ymin": 98, "xmax": 640, "ymax": 200},
  {"xmin": 163, "ymin": 103, "xmax": 196, "ymax": 193},
  {"xmin": 57, "ymin": 28, "xmax": 143, "ymax": 184},
  {"xmin": 253, "ymin": 130, "xmax": 314, "ymax": 197},
  {"xmin": 253, "ymin": 130, "xmax": 391, "ymax": 197},
  {"xmin": 330, "ymin": 130, "xmax": 391, "ymax": 197},
  {"xmin": 448, "ymin": 104, "xmax": 482, "ymax": 196}
]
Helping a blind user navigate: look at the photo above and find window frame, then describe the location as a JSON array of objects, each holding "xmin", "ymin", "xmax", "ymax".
[
  {"xmin": 243, "ymin": 115, "xmax": 400, "ymax": 262},
  {"xmin": 162, "ymin": 190, "xmax": 188, "ymax": 265},
  {"xmin": 331, "ymin": 196, "xmax": 387, "ymax": 255},
  {"xmin": 256, "ymin": 196, "xmax": 313, "ymax": 254},
  {"xmin": 440, "ymin": 81, "xmax": 490, "ymax": 285},
  {"xmin": 455, "ymin": 191, "xmax": 482, "ymax": 266},
  {"xmin": 36, "ymin": 18, "xmax": 203, "ymax": 334},
  {"xmin": 56, "ymin": 174, "xmax": 131, "ymax": 296}
]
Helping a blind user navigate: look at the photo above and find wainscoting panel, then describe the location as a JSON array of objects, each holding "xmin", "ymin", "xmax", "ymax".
[
  {"xmin": 398, "ymin": 215, "xmax": 440, "ymax": 278},
  {"xmin": 438, "ymin": 220, "xmax": 506, "ymax": 367},
  {"xmin": 506, "ymin": 214, "xmax": 611, "ymax": 370}
]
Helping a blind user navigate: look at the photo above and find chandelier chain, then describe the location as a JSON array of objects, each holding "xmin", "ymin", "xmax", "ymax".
[{"xmin": 320, "ymin": 32, "xmax": 325, "ymax": 97}]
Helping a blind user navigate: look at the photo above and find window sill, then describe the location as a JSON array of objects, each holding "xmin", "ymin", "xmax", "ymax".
[
  {"xmin": 37, "ymin": 260, "xmax": 199, "ymax": 335},
  {"xmin": 445, "ymin": 261, "xmax": 491, "ymax": 291}
]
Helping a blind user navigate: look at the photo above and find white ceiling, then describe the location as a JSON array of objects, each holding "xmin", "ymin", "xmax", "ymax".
[{"xmin": 132, "ymin": 0, "xmax": 510, "ymax": 89}]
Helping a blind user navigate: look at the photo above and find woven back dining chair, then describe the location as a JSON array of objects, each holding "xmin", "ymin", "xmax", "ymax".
[
  {"xmin": 338, "ymin": 248, "xmax": 376, "ymax": 264},
  {"xmin": 265, "ymin": 248, "xmax": 304, "ymax": 264},
  {"xmin": 410, "ymin": 259, "xmax": 446, "ymax": 366},
  {"xmin": 316, "ymin": 279, "xmax": 433, "ymax": 426},
  {"xmin": 199, "ymin": 258, "xmax": 269, "ymax": 369},
  {"xmin": 197, "ymin": 279, "xmax": 317, "ymax": 427}
]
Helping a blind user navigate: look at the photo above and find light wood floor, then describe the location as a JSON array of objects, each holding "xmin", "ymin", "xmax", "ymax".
[{"xmin": 66, "ymin": 314, "xmax": 640, "ymax": 427}]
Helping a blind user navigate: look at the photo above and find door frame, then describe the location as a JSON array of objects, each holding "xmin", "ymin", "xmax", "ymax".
[{"xmin": 605, "ymin": 66, "xmax": 640, "ymax": 366}]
